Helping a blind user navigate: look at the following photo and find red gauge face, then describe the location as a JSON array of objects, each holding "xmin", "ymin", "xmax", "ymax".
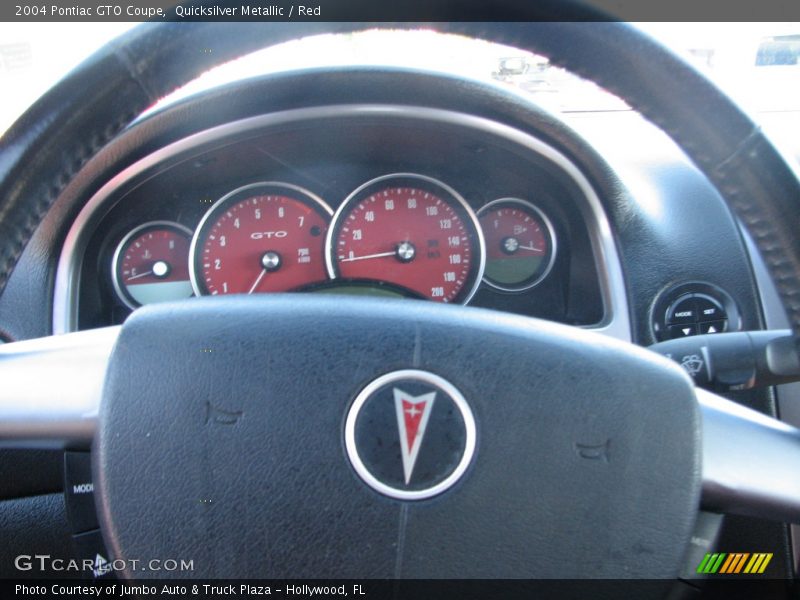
[
  {"xmin": 191, "ymin": 184, "xmax": 332, "ymax": 296},
  {"xmin": 113, "ymin": 222, "xmax": 193, "ymax": 309},
  {"xmin": 327, "ymin": 176, "xmax": 484, "ymax": 303},
  {"xmin": 477, "ymin": 199, "xmax": 555, "ymax": 291}
]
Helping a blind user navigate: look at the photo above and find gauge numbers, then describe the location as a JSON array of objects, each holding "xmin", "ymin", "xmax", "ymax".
[{"xmin": 190, "ymin": 182, "xmax": 332, "ymax": 296}]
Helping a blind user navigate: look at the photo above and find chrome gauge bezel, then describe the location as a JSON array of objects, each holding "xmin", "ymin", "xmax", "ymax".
[
  {"xmin": 325, "ymin": 172, "xmax": 487, "ymax": 305},
  {"xmin": 189, "ymin": 181, "xmax": 334, "ymax": 297},
  {"xmin": 476, "ymin": 197, "xmax": 558, "ymax": 293},
  {"xmin": 111, "ymin": 220, "xmax": 194, "ymax": 310}
]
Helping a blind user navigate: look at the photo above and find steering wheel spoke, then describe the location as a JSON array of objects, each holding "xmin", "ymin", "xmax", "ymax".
[
  {"xmin": 0, "ymin": 326, "xmax": 118, "ymax": 448},
  {"xmin": 698, "ymin": 387, "xmax": 800, "ymax": 523}
]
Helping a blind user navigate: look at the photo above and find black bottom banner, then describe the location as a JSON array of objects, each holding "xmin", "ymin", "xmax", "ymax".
[{"xmin": 2, "ymin": 579, "xmax": 796, "ymax": 600}]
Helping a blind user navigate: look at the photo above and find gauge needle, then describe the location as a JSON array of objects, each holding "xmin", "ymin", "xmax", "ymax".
[
  {"xmin": 126, "ymin": 270, "xmax": 153, "ymax": 282},
  {"xmin": 247, "ymin": 269, "xmax": 267, "ymax": 294},
  {"xmin": 339, "ymin": 251, "xmax": 396, "ymax": 263},
  {"xmin": 518, "ymin": 244, "xmax": 544, "ymax": 252}
]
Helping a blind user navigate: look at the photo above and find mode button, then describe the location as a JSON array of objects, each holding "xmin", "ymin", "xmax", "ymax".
[
  {"xmin": 667, "ymin": 295, "xmax": 698, "ymax": 324},
  {"xmin": 64, "ymin": 452, "xmax": 98, "ymax": 533}
]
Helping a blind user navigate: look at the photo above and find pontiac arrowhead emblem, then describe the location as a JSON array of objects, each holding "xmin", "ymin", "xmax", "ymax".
[
  {"xmin": 345, "ymin": 369, "xmax": 476, "ymax": 500},
  {"xmin": 394, "ymin": 388, "xmax": 436, "ymax": 484}
]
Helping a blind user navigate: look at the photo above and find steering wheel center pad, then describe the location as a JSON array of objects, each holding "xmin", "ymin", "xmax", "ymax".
[{"xmin": 95, "ymin": 295, "xmax": 700, "ymax": 578}]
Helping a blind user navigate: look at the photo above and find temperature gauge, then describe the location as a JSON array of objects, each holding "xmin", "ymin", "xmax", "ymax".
[
  {"xmin": 112, "ymin": 221, "xmax": 193, "ymax": 309},
  {"xmin": 477, "ymin": 198, "xmax": 556, "ymax": 292}
]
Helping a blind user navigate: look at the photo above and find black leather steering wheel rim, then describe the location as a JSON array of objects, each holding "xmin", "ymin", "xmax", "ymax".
[{"xmin": 1, "ymin": 17, "xmax": 799, "ymax": 343}]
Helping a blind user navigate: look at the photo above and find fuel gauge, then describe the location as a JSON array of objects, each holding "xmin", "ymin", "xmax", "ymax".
[
  {"xmin": 112, "ymin": 221, "xmax": 194, "ymax": 309},
  {"xmin": 477, "ymin": 198, "xmax": 556, "ymax": 292}
]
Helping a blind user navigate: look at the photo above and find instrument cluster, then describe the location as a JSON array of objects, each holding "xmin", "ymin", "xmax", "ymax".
[
  {"xmin": 111, "ymin": 173, "xmax": 557, "ymax": 310},
  {"xmin": 65, "ymin": 109, "xmax": 609, "ymax": 332}
]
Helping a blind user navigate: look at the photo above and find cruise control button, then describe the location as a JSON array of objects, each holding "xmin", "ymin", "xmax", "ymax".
[
  {"xmin": 64, "ymin": 452, "xmax": 98, "ymax": 533},
  {"xmin": 670, "ymin": 324, "xmax": 698, "ymax": 338},
  {"xmin": 679, "ymin": 512, "xmax": 724, "ymax": 582},
  {"xmin": 695, "ymin": 295, "xmax": 725, "ymax": 322},
  {"xmin": 72, "ymin": 529, "xmax": 114, "ymax": 579},
  {"xmin": 667, "ymin": 295, "xmax": 698, "ymax": 324},
  {"xmin": 700, "ymin": 320, "xmax": 727, "ymax": 335}
]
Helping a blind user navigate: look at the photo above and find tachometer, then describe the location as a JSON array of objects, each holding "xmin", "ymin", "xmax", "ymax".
[
  {"xmin": 112, "ymin": 221, "xmax": 193, "ymax": 309},
  {"xmin": 190, "ymin": 182, "xmax": 332, "ymax": 296},
  {"xmin": 326, "ymin": 174, "xmax": 485, "ymax": 303},
  {"xmin": 477, "ymin": 198, "xmax": 556, "ymax": 292}
]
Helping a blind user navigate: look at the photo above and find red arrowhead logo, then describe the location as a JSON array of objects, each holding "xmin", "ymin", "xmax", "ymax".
[{"xmin": 394, "ymin": 388, "xmax": 436, "ymax": 484}]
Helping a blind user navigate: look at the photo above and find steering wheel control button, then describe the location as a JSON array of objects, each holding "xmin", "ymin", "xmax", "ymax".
[
  {"xmin": 700, "ymin": 320, "xmax": 727, "ymax": 335},
  {"xmin": 669, "ymin": 324, "xmax": 698, "ymax": 339},
  {"xmin": 345, "ymin": 369, "xmax": 476, "ymax": 500},
  {"xmin": 694, "ymin": 294, "xmax": 726, "ymax": 322},
  {"xmin": 677, "ymin": 511, "xmax": 725, "ymax": 582},
  {"xmin": 64, "ymin": 451, "xmax": 99, "ymax": 534},
  {"xmin": 72, "ymin": 529, "xmax": 115, "ymax": 580},
  {"xmin": 666, "ymin": 293, "xmax": 729, "ymax": 329},
  {"xmin": 653, "ymin": 284, "xmax": 739, "ymax": 341},
  {"xmin": 667, "ymin": 296, "xmax": 698, "ymax": 324}
]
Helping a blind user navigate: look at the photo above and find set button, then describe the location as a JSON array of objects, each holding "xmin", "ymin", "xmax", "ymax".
[{"xmin": 695, "ymin": 295, "xmax": 725, "ymax": 321}]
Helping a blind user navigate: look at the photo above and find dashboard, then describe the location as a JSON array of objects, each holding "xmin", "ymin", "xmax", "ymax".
[{"xmin": 56, "ymin": 105, "xmax": 622, "ymax": 336}]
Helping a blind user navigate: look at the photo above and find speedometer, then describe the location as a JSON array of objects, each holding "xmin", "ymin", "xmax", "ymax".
[
  {"xmin": 190, "ymin": 182, "xmax": 332, "ymax": 296},
  {"xmin": 326, "ymin": 174, "xmax": 485, "ymax": 303}
]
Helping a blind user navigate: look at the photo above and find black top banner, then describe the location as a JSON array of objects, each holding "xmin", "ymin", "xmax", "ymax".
[{"xmin": 3, "ymin": 0, "xmax": 800, "ymax": 22}]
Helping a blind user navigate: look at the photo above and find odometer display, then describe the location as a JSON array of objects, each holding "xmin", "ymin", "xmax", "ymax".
[
  {"xmin": 190, "ymin": 182, "xmax": 332, "ymax": 296},
  {"xmin": 327, "ymin": 174, "xmax": 485, "ymax": 303}
]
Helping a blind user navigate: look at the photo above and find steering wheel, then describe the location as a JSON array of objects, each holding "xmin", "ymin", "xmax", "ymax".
[{"xmin": 2, "ymin": 11, "xmax": 800, "ymax": 585}]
